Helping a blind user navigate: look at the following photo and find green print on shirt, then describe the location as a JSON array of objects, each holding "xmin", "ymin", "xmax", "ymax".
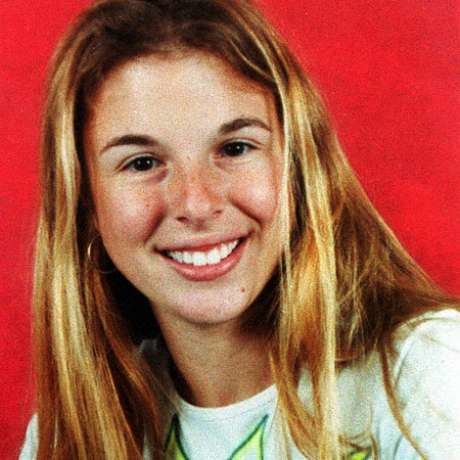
[
  {"xmin": 347, "ymin": 449, "xmax": 372, "ymax": 460},
  {"xmin": 164, "ymin": 414, "xmax": 268, "ymax": 459},
  {"xmin": 163, "ymin": 413, "xmax": 371, "ymax": 459}
]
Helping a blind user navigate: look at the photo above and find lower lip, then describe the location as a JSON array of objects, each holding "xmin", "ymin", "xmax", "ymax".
[{"xmin": 161, "ymin": 237, "xmax": 248, "ymax": 282}]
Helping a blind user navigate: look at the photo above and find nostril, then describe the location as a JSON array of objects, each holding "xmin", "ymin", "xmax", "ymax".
[
  {"xmin": 174, "ymin": 194, "xmax": 224, "ymax": 224},
  {"xmin": 175, "ymin": 207, "xmax": 223, "ymax": 225}
]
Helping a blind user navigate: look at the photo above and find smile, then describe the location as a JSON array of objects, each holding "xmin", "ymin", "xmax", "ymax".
[
  {"xmin": 165, "ymin": 239, "xmax": 240, "ymax": 266},
  {"xmin": 160, "ymin": 236, "xmax": 248, "ymax": 282}
]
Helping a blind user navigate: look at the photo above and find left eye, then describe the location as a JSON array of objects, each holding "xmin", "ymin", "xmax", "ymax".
[
  {"xmin": 124, "ymin": 156, "xmax": 159, "ymax": 172},
  {"xmin": 220, "ymin": 141, "xmax": 255, "ymax": 157}
]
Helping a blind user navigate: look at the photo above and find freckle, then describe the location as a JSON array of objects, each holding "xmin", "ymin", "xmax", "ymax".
[{"xmin": 241, "ymin": 287, "xmax": 246, "ymax": 293}]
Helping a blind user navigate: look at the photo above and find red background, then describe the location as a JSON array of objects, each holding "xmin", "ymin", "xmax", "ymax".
[{"xmin": 0, "ymin": 0, "xmax": 458, "ymax": 457}]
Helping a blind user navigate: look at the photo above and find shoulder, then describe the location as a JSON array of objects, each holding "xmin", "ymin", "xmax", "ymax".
[
  {"xmin": 394, "ymin": 308, "xmax": 460, "ymax": 413},
  {"xmin": 394, "ymin": 307, "xmax": 460, "ymax": 352},
  {"xmin": 378, "ymin": 308, "xmax": 460, "ymax": 458},
  {"xmin": 383, "ymin": 307, "xmax": 460, "ymax": 374},
  {"xmin": 340, "ymin": 308, "xmax": 460, "ymax": 394},
  {"xmin": 19, "ymin": 413, "xmax": 38, "ymax": 460},
  {"xmin": 392, "ymin": 308, "xmax": 460, "ymax": 403},
  {"xmin": 391, "ymin": 308, "xmax": 460, "ymax": 401},
  {"xmin": 336, "ymin": 308, "xmax": 460, "ymax": 459}
]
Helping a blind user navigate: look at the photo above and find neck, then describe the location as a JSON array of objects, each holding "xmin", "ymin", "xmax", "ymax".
[{"xmin": 160, "ymin": 320, "xmax": 273, "ymax": 407}]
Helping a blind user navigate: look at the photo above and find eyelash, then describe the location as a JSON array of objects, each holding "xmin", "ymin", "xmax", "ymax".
[
  {"xmin": 219, "ymin": 141, "xmax": 256, "ymax": 158},
  {"xmin": 123, "ymin": 155, "xmax": 160, "ymax": 172},
  {"xmin": 122, "ymin": 141, "xmax": 256, "ymax": 173}
]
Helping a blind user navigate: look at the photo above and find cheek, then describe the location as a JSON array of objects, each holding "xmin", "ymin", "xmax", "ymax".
[
  {"xmin": 93, "ymin": 184, "xmax": 166, "ymax": 248},
  {"xmin": 230, "ymin": 161, "xmax": 280, "ymax": 225}
]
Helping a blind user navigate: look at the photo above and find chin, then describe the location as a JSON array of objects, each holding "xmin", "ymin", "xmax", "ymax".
[{"xmin": 162, "ymin": 286, "xmax": 255, "ymax": 327}]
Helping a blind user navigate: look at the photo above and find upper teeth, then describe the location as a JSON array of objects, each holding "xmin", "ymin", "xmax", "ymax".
[{"xmin": 166, "ymin": 239, "xmax": 240, "ymax": 266}]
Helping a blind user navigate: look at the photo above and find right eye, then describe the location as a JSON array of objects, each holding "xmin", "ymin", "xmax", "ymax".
[{"xmin": 124, "ymin": 156, "xmax": 159, "ymax": 172}]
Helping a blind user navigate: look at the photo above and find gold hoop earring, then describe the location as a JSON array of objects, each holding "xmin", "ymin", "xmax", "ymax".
[{"xmin": 86, "ymin": 236, "xmax": 116, "ymax": 274}]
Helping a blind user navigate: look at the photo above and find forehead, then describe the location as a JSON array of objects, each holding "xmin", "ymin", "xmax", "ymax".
[
  {"xmin": 113, "ymin": 51, "xmax": 263, "ymax": 93},
  {"xmin": 85, "ymin": 52, "xmax": 279, "ymax": 148}
]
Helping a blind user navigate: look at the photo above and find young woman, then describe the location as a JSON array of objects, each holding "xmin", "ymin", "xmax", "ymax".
[{"xmin": 20, "ymin": 0, "xmax": 460, "ymax": 458}]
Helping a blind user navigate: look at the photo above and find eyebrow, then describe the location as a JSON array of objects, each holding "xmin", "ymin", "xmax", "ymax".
[
  {"xmin": 218, "ymin": 117, "xmax": 271, "ymax": 135},
  {"xmin": 99, "ymin": 117, "xmax": 271, "ymax": 156},
  {"xmin": 100, "ymin": 134, "xmax": 158, "ymax": 156}
]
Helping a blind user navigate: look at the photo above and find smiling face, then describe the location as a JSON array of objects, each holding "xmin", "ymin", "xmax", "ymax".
[{"xmin": 84, "ymin": 52, "xmax": 284, "ymax": 332}]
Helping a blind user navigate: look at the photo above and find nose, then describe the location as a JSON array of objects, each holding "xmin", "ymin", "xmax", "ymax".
[{"xmin": 170, "ymin": 165, "xmax": 224, "ymax": 226}]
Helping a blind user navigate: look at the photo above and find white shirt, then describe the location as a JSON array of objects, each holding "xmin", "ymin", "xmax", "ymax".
[{"xmin": 20, "ymin": 308, "xmax": 460, "ymax": 459}]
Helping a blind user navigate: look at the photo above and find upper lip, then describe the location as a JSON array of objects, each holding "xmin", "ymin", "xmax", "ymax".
[{"xmin": 157, "ymin": 233, "xmax": 248, "ymax": 253}]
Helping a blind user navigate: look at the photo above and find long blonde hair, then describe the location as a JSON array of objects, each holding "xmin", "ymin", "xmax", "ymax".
[{"xmin": 33, "ymin": 0, "xmax": 459, "ymax": 458}]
